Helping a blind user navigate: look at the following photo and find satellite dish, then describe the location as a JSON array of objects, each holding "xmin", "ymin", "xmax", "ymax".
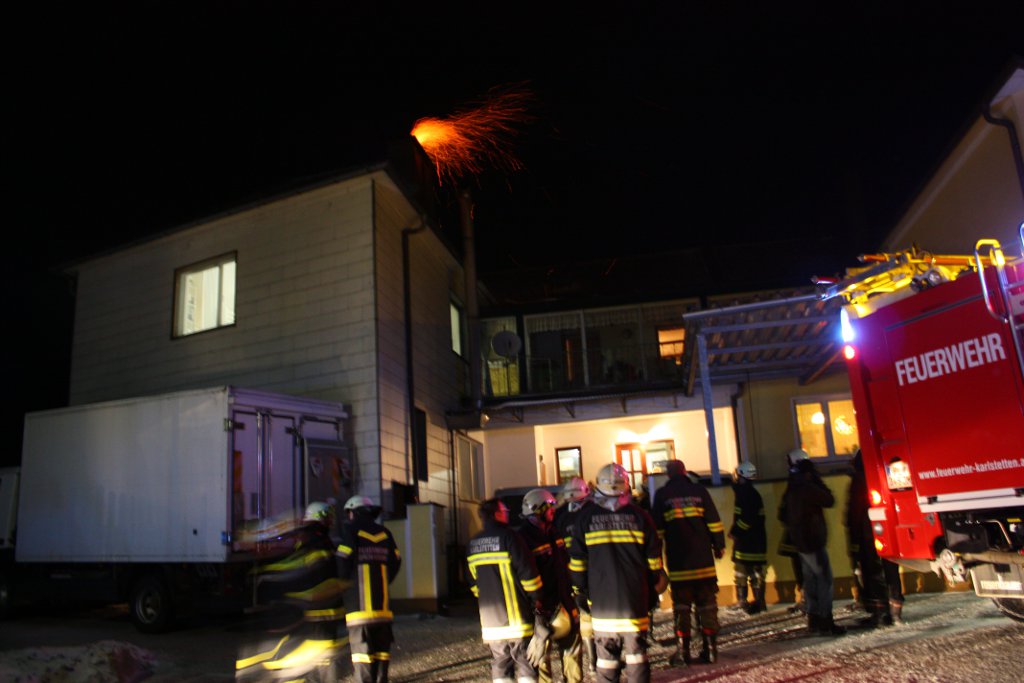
[{"xmin": 491, "ymin": 330, "xmax": 523, "ymax": 358}]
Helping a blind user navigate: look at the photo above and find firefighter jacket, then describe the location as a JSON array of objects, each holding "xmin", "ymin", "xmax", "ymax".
[
  {"xmin": 568, "ymin": 497, "xmax": 663, "ymax": 634},
  {"xmin": 336, "ymin": 513, "xmax": 402, "ymax": 628},
  {"xmin": 517, "ymin": 518, "xmax": 575, "ymax": 617},
  {"xmin": 729, "ymin": 480, "xmax": 767, "ymax": 564},
  {"xmin": 467, "ymin": 519, "xmax": 545, "ymax": 641},
  {"xmin": 553, "ymin": 500, "xmax": 591, "ymax": 553},
  {"xmin": 780, "ymin": 462, "xmax": 835, "ymax": 553},
  {"xmin": 253, "ymin": 524, "xmax": 346, "ymax": 627},
  {"xmin": 652, "ymin": 473, "xmax": 725, "ymax": 583}
]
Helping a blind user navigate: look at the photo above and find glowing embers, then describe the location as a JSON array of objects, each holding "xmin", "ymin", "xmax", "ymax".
[{"xmin": 411, "ymin": 86, "xmax": 534, "ymax": 183}]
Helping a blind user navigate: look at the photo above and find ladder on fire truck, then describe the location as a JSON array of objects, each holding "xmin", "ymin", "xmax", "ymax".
[{"xmin": 818, "ymin": 227, "xmax": 1024, "ymax": 384}]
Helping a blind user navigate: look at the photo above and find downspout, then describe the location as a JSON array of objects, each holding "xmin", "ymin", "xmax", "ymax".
[
  {"xmin": 403, "ymin": 219, "xmax": 427, "ymax": 501},
  {"xmin": 459, "ymin": 190, "xmax": 483, "ymax": 411},
  {"xmin": 982, "ymin": 105, "xmax": 1024, "ymax": 200}
]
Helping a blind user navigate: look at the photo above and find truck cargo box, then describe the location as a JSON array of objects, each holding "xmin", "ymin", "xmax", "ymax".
[{"xmin": 17, "ymin": 386, "xmax": 349, "ymax": 564}]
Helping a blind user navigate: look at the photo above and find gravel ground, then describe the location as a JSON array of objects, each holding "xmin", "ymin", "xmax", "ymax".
[{"xmin": 3, "ymin": 592, "xmax": 1022, "ymax": 682}]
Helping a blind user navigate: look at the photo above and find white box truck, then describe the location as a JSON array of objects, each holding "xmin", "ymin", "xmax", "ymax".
[{"xmin": 0, "ymin": 386, "xmax": 351, "ymax": 631}]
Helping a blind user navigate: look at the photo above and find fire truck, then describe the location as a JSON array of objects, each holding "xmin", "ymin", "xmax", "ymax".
[{"xmin": 823, "ymin": 225, "xmax": 1024, "ymax": 622}]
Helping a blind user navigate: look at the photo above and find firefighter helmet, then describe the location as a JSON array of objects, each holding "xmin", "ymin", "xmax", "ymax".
[
  {"xmin": 522, "ymin": 488, "xmax": 557, "ymax": 518},
  {"xmin": 303, "ymin": 501, "xmax": 334, "ymax": 526},
  {"xmin": 560, "ymin": 476, "xmax": 590, "ymax": 504},
  {"xmin": 735, "ymin": 461, "xmax": 758, "ymax": 480},
  {"xmin": 344, "ymin": 495, "xmax": 375, "ymax": 512},
  {"xmin": 787, "ymin": 448, "xmax": 810, "ymax": 465},
  {"xmin": 595, "ymin": 463, "xmax": 630, "ymax": 497},
  {"xmin": 550, "ymin": 603, "xmax": 572, "ymax": 640}
]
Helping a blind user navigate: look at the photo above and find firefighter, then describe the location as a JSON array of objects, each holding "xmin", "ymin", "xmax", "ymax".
[
  {"xmin": 729, "ymin": 461, "xmax": 767, "ymax": 615},
  {"xmin": 652, "ymin": 460, "xmax": 725, "ymax": 667},
  {"xmin": 336, "ymin": 495, "xmax": 402, "ymax": 683},
  {"xmin": 569, "ymin": 463, "xmax": 664, "ymax": 683},
  {"xmin": 554, "ymin": 477, "xmax": 597, "ymax": 676},
  {"xmin": 518, "ymin": 488, "xmax": 583, "ymax": 683},
  {"xmin": 846, "ymin": 449, "xmax": 902, "ymax": 628},
  {"xmin": 778, "ymin": 449, "xmax": 808, "ymax": 614},
  {"xmin": 468, "ymin": 497, "xmax": 545, "ymax": 683},
  {"xmin": 237, "ymin": 501, "xmax": 347, "ymax": 683},
  {"xmin": 781, "ymin": 457, "xmax": 846, "ymax": 636}
]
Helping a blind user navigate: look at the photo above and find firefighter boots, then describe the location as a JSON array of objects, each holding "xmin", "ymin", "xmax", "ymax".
[
  {"xmin": 668, "ymin": 636, "xmax": 692, "ymax": 666},
  {"xmin": 890, "ymin": 601, "xmax": 905, "ymax": 625},
  {"xmin": 698, "ymin": 633, "xmax": 718, "ymax": 663}
]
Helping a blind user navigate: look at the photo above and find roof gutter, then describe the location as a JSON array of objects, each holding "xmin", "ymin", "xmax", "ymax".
[{"xmin": 982, "ymin": 104, "xmax": 1024, "ymax": 201}]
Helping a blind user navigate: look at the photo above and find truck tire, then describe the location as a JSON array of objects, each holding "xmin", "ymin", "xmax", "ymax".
[
  {"xmin": 992, "ymin": 597, "xmax": 1024, "ymax": 623},
  {"xmin": 130, "ymin": 574, "xmax": 174, "ymax": 633}
]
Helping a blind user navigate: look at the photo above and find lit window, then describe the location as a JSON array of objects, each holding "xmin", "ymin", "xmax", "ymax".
[
  {"xmin": 174, "ymin": 254, "xmax": 236, "ymax": 337},
  {"xmin": 793, "ymin": 396, "xmax": 860, "ymax": 458},
  {"xmin": 658, "ymin": 327, "xmax": 685, "ymax": 361},
  {"xmin": 450, "ymin": 301, "xmax": 466, "ymax": 357}
]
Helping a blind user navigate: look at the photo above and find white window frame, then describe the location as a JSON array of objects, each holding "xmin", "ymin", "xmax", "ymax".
[
  {"xmin": 173, "ymin": 252, "xmax": 237, "ymax": 338},
  {"xmin": 791, "ymin": 393, "xmax": 859, "ymax": 461},
  {"xmin": 456, "ymin": 434, "xmax": 485, "ymax": 502}
]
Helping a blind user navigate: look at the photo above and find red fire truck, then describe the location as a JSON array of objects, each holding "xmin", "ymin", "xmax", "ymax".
[{"xmin": 824, "ymin": 226, "xmax": 1024, "ymax": 622}]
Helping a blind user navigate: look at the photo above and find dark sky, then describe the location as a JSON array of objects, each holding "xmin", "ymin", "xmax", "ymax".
[{"xmin": 6, "ymin": 2, "xmax": 1024, "ymax": 448}]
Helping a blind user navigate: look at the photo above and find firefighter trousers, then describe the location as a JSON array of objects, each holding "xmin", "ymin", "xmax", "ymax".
[
  {"xmin": 594, "ymin": 631, "xmax": 649, "ymax": 683},
  {"xmin": 670, "ymin": 579, "xmax": 720, "ymax": 634},
  {"xmin": 538, "ymin": 625, "xmax": 583, "ymax": 683},
  {"xmin": 349, "ymin": 622, "xmax": 393, "ymax": 683},
  {"xmin": 488, "ymin": 638, "xmax": 537, "ymax": 683}
]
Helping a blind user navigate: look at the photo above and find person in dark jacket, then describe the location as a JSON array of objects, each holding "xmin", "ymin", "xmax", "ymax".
[
  {"xmin": 780, "ymin": 457, "xmax": 846, "ymax": 636},
  {"xmin": 518, "ymin": 488, "xmax": 582, "ymax": 683},
  {"xmin": 469, "ymin": 497, "xmax": 545, "ymax": 683},
  {"xmin": 729, "ymin": 461, "xmax": 767, "ymax": 615},
  {"xmin": 652, "ymin": 460, "xmax": 725, "ymax": 666},
  {"xmin": 569, "ymin": 463, "xmax": 664, "ymax": 683},
  {"xmin": 337, "ymin": 495, "xmax": 402, "ymax": 683},
  {"xmin": 554, "ymin": 477, "xmax": 597, "ymax": 676},
  {"xmin": 778, "ymin": 449, "xmax": 808, "ymax": 614},
  {"xmin": 846, "ymin": 450, "xmax": 892, "ymax": 626}
]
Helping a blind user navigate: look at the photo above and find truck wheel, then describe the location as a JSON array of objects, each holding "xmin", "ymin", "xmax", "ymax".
[
  {"xmin": 130, "ymin": 574, "xmax": 174, "ymax": 633},
  {"xmin": 992, "ymin": 597, "xmax": 1024, "ymax": 623}
]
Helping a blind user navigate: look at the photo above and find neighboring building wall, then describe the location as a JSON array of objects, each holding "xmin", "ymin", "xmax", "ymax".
[
  {"xmin": 735, "ymin": 372, "xmax": 852, "ymax": 480},
  {"xmin": 884, "ymin": 74, "xmax": 1024, "ymax": 255},
  {"xmin": 372, "ymin": 179, "xmax": 465, "ymax": 515}
]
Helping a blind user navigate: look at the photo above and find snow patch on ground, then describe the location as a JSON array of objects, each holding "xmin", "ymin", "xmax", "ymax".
[{"xmin": 0, "ymin": 640, "xmax": 155, "ymax": 683}]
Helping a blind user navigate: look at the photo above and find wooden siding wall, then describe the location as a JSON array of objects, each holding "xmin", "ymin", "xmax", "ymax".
[
  {"xmin": 373, "ymin": 181, "xmax": 466, "ymax": 516},
  {"xmin": 69, "ymin": 176, "xmax": 386, "ymax": 496}
]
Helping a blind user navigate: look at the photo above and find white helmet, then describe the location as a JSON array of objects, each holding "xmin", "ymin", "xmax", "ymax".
[
  {"xmin": 787, "ymin": 448, "xmax": 810, "ymax": 466},
  {"xmin": 344, "ymin": 495, "xmax": 375, "ymax": 512},
  {"xmin": 595, "ymin": 463, "xmax": 630, "ymax": 497},
  {"xmin": 522, "ymin": 488, "xmax": 557, "ymax": 518},
  {"xmin": 560, "ymin": 476, "xmax": 591, "ymax": 505},
  {"xmin": 304, "ymin": 501, "xmax": 334, "ymax": 526},
  {"xmin": 735, "ymin": 461, "xmax": 757, "ymax": 480}
]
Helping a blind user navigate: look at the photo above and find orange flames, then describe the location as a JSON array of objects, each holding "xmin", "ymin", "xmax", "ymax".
[{"xmin": 411, "ymin": 86, "xmax": 534, "ymax": 184}]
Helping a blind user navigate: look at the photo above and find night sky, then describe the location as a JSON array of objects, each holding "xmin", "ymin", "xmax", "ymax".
[{"xmin": 7, "ymin": 2, "xmax": 1024, "ymax": 458}]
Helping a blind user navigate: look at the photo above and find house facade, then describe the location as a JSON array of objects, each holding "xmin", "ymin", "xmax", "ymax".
[{"xmin": 67, "ymin": 166, "xmax": 467, "ymax": 528}]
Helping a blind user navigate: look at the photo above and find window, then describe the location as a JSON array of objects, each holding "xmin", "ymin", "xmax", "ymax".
[
  {"xmin": 450, "ymin": 301, "xmax": 466, "ymax": 357},
  {"xmin": 456, "ymin": 435, "xmax": 485, "ymax": 501},
  {"xmin": 555, "ymin": 447, "xmax": 582, "ymax": 483},
  {"xmin": 657, "ymin": 327, "xmax": 685, "ymax": 362},
  {"xmin": 174, "ymin": 253, "xmax": 236, "ymax": 337},
  {"xmin": 413, "ymin": 409, "xmax": 428, "ymax": 483},
  {"xmin": 793, "ymin": 395, "xmax": 860, "ymax": 458}
]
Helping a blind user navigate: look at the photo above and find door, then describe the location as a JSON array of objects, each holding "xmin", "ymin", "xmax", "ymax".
[{"xmin": 231, "ymin": 410, "xmax": 299, "ymax": 535}]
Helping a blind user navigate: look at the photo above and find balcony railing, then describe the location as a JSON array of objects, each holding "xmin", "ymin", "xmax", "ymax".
[{"xmin": 484, "ymin": 343, "xmax": 685, "ymax": 397}]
